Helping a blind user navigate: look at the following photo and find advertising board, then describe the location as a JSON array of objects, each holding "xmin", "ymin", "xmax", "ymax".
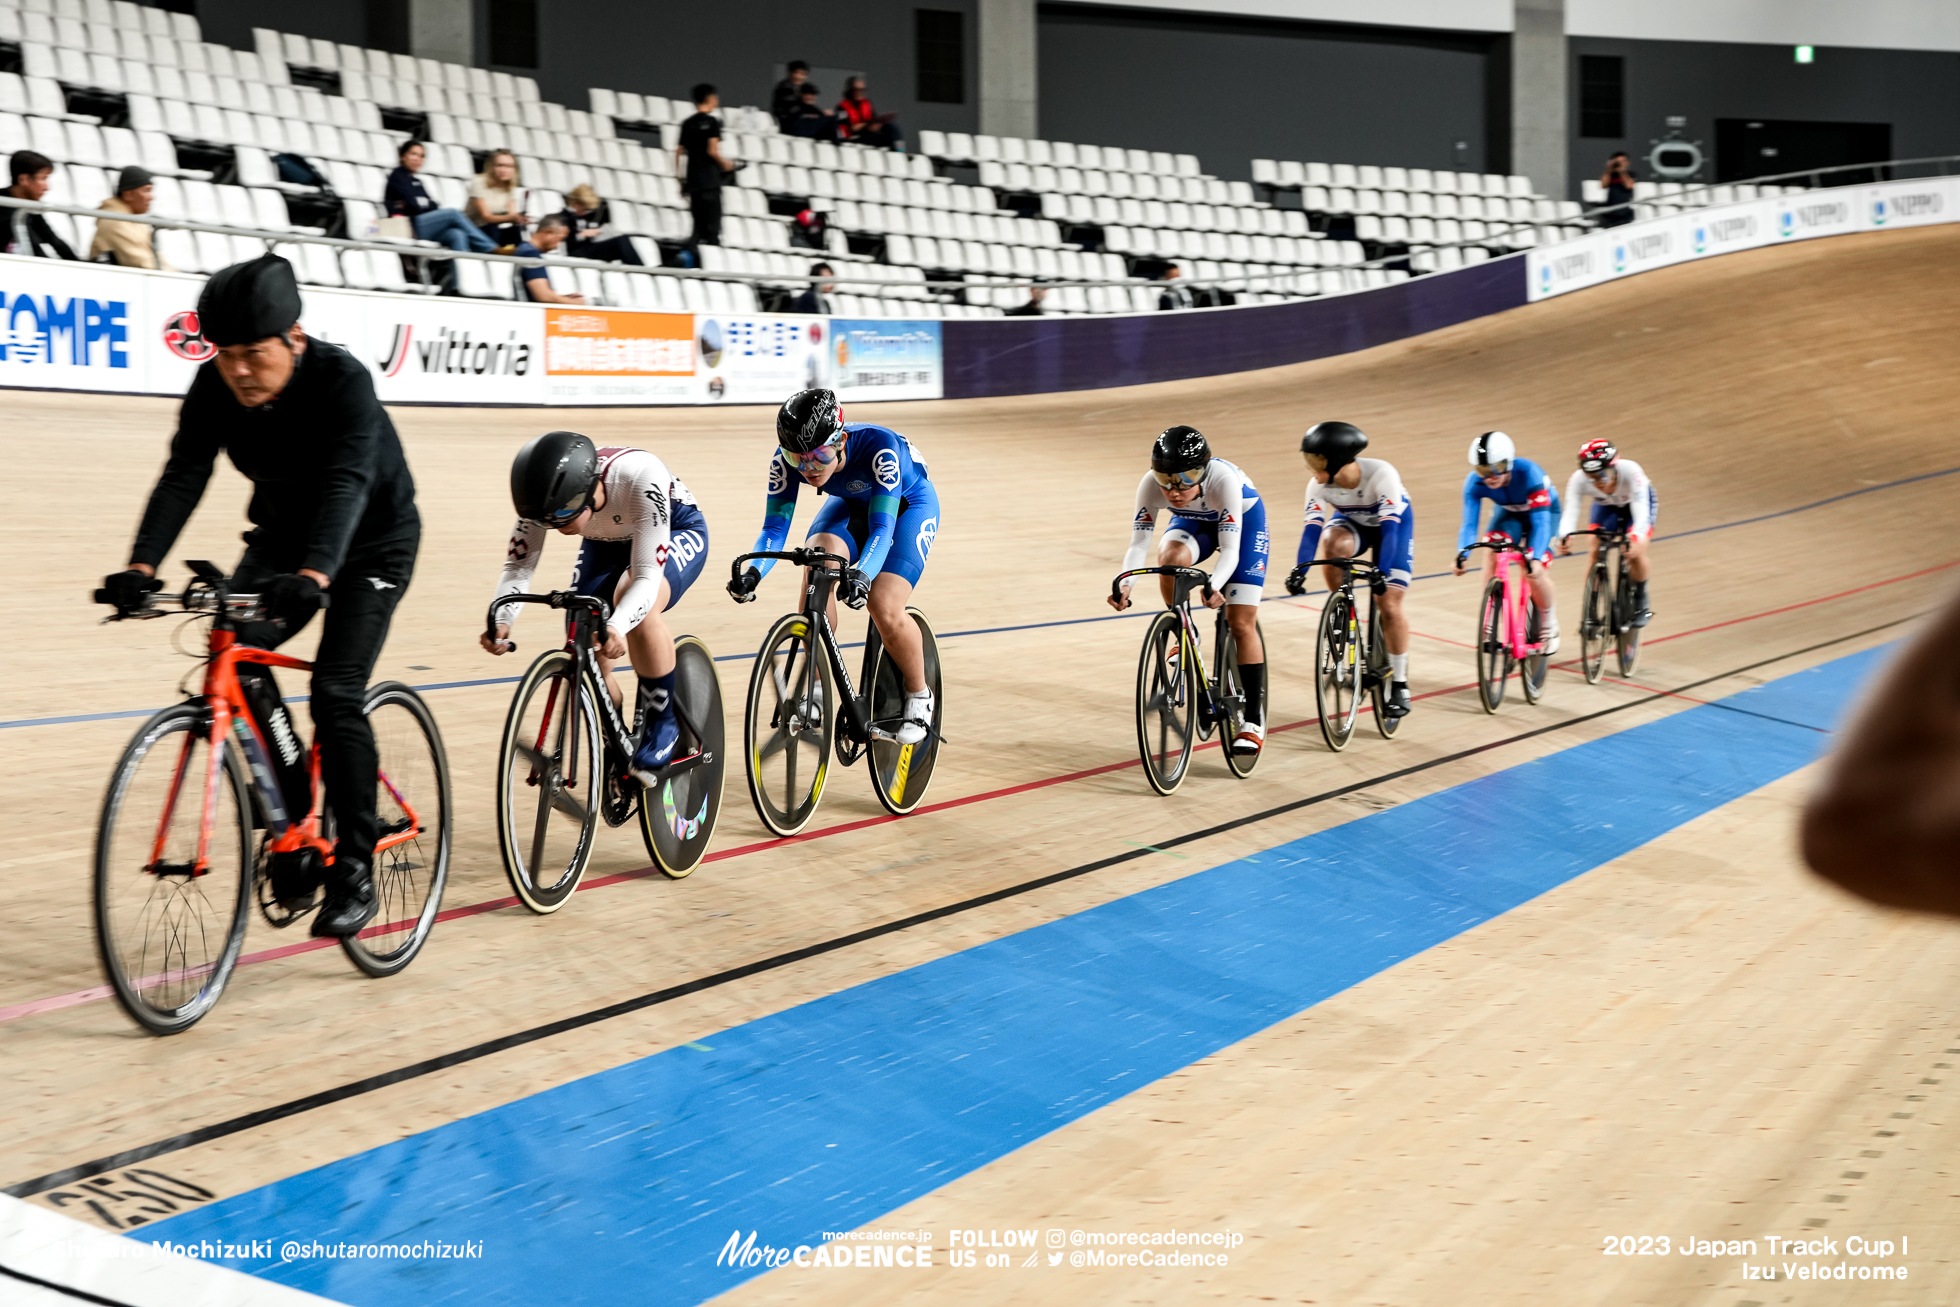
[
  {"xmin": 543, "ymin": 307, "xmax": 694, "ymax": 405},
  {"xmin": 829, "ymin": 319, "xmax": 944, "ymax": 402},
  {"xmin": 692, "ymin": 315, "xmax": 828, "ymax": 404}
]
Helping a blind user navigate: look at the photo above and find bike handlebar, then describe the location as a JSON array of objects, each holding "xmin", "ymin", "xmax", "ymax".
[
  {"xmin": 96, "ymin": 589, "xmax": 266, "ymax": 622},
  {"xmin": 1560, "ymin": 527, "xmax": 1631, "ymax": 544},
  {"xmin": 482, "ymin": 590, "xmax": 614, "ymax": 654},
  {"xmin": 731, "ymin": 548, "xmax": 850, "ymax": 578},
  {"xmin": 1109, "ymin": 565, "xmax": 1214, "ymax": 610},
  {"xmin": 1310, "ymin": 557, "xmax": 1384, "ymax": 579},
  {"xmin": 1454, "ymin": 540, "xmax": 1538, "ymax": 573}
]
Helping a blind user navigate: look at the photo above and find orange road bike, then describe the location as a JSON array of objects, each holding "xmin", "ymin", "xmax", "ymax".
[
  {"xmin": 1457, "ymin": 535, "xmax": 1553, "ymax": 712},
  {"xmin": 93, "ymin": 561, "xmax": 452, "ymax": 1035}
]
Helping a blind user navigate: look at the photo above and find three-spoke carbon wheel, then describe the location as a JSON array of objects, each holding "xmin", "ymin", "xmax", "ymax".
[
  {"xmin": 343, "ymin": 682, "xmax": 451, "ymax": 975},
  {"xmin": 497, "ymin": 650, "xmax": 602, "ymax": 913},
  {"xmin": 1219, "ymin": 618, "xmax": 1265, "ymax": 778},
  {"xmin": 1315, "ymin": 593, "xmax": 1361, "ymax": 751},
  {"xmin": 94, "ymin": 704, "xmax": 255, "ymax": 1035},
  {"xmin": 865, "ymin": 608, "xmax": 943, "ymax": 816},
  {"xmin": 638, "ymin": 635, "xmax": 727, "ymax": 876},
  {"xmin": 1135, "ymin": 611, "xmax": 1196, "ymax": 795},
  {"xmin": 1475, "ymin": 579, "xmax": 1512, "ymax": 714},
  {"xmin": 744, "ymin": 613, "xmax": 836, "ymax": 837}
]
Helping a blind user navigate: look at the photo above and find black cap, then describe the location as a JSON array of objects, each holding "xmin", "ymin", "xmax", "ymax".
[
  {"xmin": 116, "ymin": 164, "xmax": 154, "ymax": 195},
  {"xmin": 198, "ymin": 254, "xmax": 301, "ymax": 347}
]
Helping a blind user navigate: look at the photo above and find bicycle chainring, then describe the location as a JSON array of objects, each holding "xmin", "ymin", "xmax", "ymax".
[{"xmin": 256, "ymin": 842, "xmax": 324, "ymax": 928}]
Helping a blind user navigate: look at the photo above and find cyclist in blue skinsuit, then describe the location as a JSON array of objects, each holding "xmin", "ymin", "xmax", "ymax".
[
  {"xmin": 1453, "ymin": 430, "xmax": 1562, "ymax": 653},
  {"xmin": 728, "ymin": 388, "xmax": 939, "ymax": 744}
]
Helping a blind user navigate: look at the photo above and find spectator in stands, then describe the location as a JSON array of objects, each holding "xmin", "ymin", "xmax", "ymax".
[
  {"xmin": 788, "ymin": 262, "xmax": 835, "ymax": 314},
  {"xmin": 1004, "ymin": 285, "xmax": 1046, "ymax": 316},
  {"xmin": 837, "ymin": 77, "xmax": 903, "ymax": 151},
  {"xmin": 3, "ymin": 150, "xmax": 77, "ymax": 260},
  {"xmin": 1599, "ymin": 152, "xmax": 1636, "ymax": 228},
  {"xmin": 514, "ymin": 215, "xmax": 586, "ymax": 304},
  {"xmin": 785, "ymin": 84, "xmax": 838, "ymax": 141},
  {"xmin": 91, "ymin": 165, "xmax": 174, "ymax": 270},
  {"xmin": 677, "ymin": 84, "xmax": 734, "ymax": 251},
  {"xmin": 789, "ymin": 207, "xmax": 828, "ymax": 250},
  {"xmin": 562, "ymin": 184, "xmax": 643, "ymax": 265},
  {"xmin": 387, "ymin": 141, "xmax": 496, "ymax": 255},
  {"xmin": 771, "ymin": 61, "xmax": 810, "ymax": 130},
  {"xmin": 1157, "ymin": 264, "xmax": 1195, "ymax": 311},
  {"xmin": 467, "ymin": 149, "xmax": 529, "ymax": 252}
]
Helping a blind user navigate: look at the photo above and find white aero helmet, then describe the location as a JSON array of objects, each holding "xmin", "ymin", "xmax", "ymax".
[{"xmin": 1469, "ymin": 430, "xmax": 1515, "ymax": 471}]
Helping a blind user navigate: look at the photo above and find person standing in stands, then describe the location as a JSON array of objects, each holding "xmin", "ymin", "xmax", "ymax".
[
  {"xmin": 677, "ymin": 84, "xmax": 734, "ymax": 252},
  {"xmin": 3, "ymin": 150, "xmax": 77, "ymax": 259},
  {"xmin": 91, "ymin": 165, "xmax": 174, "ymax": 270},
  {"xmin": 837, "ymin": 76, "xmax": 903, "ymax": 151},
  {"xmin": 466, "ymin": 149, "xmax": 529, "ymax": 253},
  {"xmin": 562, "ymin": 184, "xmax": 643, "ymax": 264},
  {"xmin": 772, "ymin": 61, "xmax": 810, "ymax": 130},
  {"xmin": 1598, "ymin": 152, "xmax": 1637, "ymax": 228}
]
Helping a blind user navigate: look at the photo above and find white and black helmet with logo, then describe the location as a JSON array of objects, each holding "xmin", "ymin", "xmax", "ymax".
[{"xmin": 1468, "ymin": 430, "xmax": 1516, "ymax": 472}]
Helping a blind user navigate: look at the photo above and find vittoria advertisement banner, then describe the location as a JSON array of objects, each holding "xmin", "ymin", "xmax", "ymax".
[{"xmin": 299, "ymin": 287, "xmax": 547, "ymax": 404}]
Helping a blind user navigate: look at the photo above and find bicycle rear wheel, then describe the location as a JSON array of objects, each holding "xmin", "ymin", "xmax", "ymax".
[
  {"xmin": 94, "ymin": 703, "xmax": 254, "ymax": 1035},
  {"xmin": 1615, "ymin": 558, "xmax": 1643, "ymax": 676},
  {"xmin": 1368, "ymin": 595, "xmax": 1401, "ymax": 739},
  {"xmin": 1315, "ymin": 592, "xmax": 1360, "ymax": 751},
  {"xmin": 639, "ymin": 635, "xmax": 727, "ymax": 876},
  {"xmin": 1520, "ymin": 599, "xmax": 1551, "ymax": 703},
  {"xmin": 1219, "ymin": 616, "xmax": 1265, "ymax": 777},
  {"xmin": 342, "ymin": 683, "xmax": 451, "ymax": 976},
  {"xmin": 496, "ymin": 650, "xmax": 601, "ymax": 914},
  {"xmin": 1475, "ymin": 579, "xmax": 1510, "ymax": 714},
  {"xmin": 1135, "ymin": 611, "xmax": 1196, "ymax": 795},
  {"xmin": 744, "ymin": 612, "xmax": 835, "ymax": 837},
  {"xmin": 1579, "ymin": 562, "xmax": 1610, "ymax": 684},
  {"xmin": 867, "ymin": 608, "xmax": 943, "ymax": 815}
]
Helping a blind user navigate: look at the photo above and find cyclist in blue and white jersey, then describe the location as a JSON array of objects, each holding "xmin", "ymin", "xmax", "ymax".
[
  {"xmin": 486, "ymin": 432, "xmax": 711, "ymax": 784},
  {"xmin": 728, "ymin": 388, "xmax": 939, "ymax": 745},
  {"xmin": 1558, "ymin": 438, "xmax": 1656, "ymax": 628},
  {"xmin": 1108, "ymin": 425, "xmax": 1270, "ymax": 756},
  {"xmin": 1454, "ymin": 429, "xmax": 1562, "ymax": 653},
  {"xmin": 1283, "ymin": 421, "xmax": 1414, "ymax": 718}
]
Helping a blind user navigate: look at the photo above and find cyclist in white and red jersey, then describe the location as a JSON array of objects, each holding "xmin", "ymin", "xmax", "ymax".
[
  {"xmin": 484, "ymin": 431, "xmax": 710, "ymax": 782},
  {"xmin": 1557, "ymin": 438, "xmax": 1655, "ymax": 627}
]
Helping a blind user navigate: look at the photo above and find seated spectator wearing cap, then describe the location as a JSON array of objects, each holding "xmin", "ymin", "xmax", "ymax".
[
  {"xmin": 561, "ymin": 184, "xmax": 643, "ymax": 265},
  {"xmin": 837, "ymin": 77, "xmax": 903, "ymax": 151},
  {"xmin": 3, "ymin": 150, "xmax": 77, "ymax": 259},
  {"xmin": 788, "ymin": 262, "xmax": 835, "ymax": 314},
  {"xmin": 772, "ymin": 61, "xmax": 810, "ymax": 130},
  {"xmin": 789, "ymin": 206, "xmax": 828, "ymax": 250},
  {"xmin": 91, "ymin": 165, "xmax": 174, "ymax": 270},
  {"xmin": 785, "ymin": 84, "xmax": 838, "ymax": 140},
  {"xmin": 514, "ymin": 215, "xmax": 587, "ymax": 304},
  {"xmin": 466, "ymin": 149, "xmax": 529, "ymax": 252},
  {"xmin": 385, "ymin": 140, "xmax": 495, "ymax": 255}
]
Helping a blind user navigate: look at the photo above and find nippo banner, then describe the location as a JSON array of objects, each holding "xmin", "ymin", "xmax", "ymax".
[
  {"xmin": 693, "ymin": 314, "xmax": 828, "ymax": 404},
  {"xmin": 544, "ymin": 308, "xmax": 693, "ymax": 405},
  {"xmin": 830, "ymin": 320, "xmax": 944, "ymax": 402}
]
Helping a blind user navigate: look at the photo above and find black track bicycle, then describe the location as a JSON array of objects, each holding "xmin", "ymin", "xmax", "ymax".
[
  {"xmin": 1111, "ymin": 565, "xmax": 1265, "ymax": 795},
  {"xmin": 1565, "ymin": 526, "xmax": 1643, "ymax": 681},
  {"xmin": 731, "ymin": 548, "xmax": 945, "ymax": 837},
  {"xmin": 1309, "ymin": 557, "xmax": 1400, "ymax": 751},
  {"xmin": 486, "ymin": 591, "xmax": 726, "ymax": 911}
]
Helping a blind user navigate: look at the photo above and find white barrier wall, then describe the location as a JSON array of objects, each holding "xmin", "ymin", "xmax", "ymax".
[
  {"xmin": 1527, "ymin": 176, "xmax": 1960, "ymax": 301},
  {"xmin": 0, "ymin": 256, "xmax": 943, "ymax": 406}
]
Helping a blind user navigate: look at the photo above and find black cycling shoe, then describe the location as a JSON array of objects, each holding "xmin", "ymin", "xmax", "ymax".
[
  {"xmin": 311, "ymin": 857, "xmax": 378, "ymax": 938},
  {"xmin": 1384, "ymin": 680, "xmax": 1412, "ymax": 718},
  {"xmin": 1631, "ymin": 581, "xmax": 1652, "ymax": 628}
]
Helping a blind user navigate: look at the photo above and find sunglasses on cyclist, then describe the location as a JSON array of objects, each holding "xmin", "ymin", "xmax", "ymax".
[
  {"xmin": 538, "ymin": 488, "xmax": 594, "ymax": 527},
  {"xmin": 1152, "ymin": 467, "xmax": 1206, "ymax": 490},
  {"xmin": 1475, "ymin": 462, "xmax": 1512, "ymax": 479},
  {"xmin": 788, "ymin": 433, "xmax": 845, "ymax": 470}
]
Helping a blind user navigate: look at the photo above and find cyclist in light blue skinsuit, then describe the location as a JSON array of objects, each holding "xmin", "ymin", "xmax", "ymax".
[{"xmin": 1454, "ymin": 429, "xmax": 1562, "ymax": 653}]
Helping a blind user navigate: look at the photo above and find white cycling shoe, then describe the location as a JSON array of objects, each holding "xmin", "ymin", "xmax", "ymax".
[
  {"xmin": 794, "ymin": 679, "xmax": 825, "ymax": 729},
  {"xmin": 1231, "ymin": 721, "xmax": 1266, "ymax": 755},
  {"xmin": 895, "ymin": 689, "xmax": 934, "ymax": 745}
]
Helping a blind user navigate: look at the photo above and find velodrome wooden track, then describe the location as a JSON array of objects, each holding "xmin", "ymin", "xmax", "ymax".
[{"xmin": 4, "ymin": 224, "xmax": 1960, "ymax": 1306}]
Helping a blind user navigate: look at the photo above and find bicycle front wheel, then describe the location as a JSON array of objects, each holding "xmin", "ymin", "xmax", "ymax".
[
  {"xmin": 640, "ymin": 635, "xmax": 727, "ymax": 876},
  {"xmin": 497, "ymin": 649, "xmax": 602, "ymax": 914},
  {"xmin": 745, "ymin": 612, "xmax": 835, "ymax": 837},
  {"xmin": 94, "ymin": 703, "xmax": 254, "ymax": 1035},
  {"xmin": 1315, "ymin": 593, "xmax": 1360, "ymax": 751},
  {"xmin": 865, "ymin": 608, "xmax": 944, "ymax": 816},
  {"xmin": 1475, "ymin": 579, "xmax": 1510, "ymax": 714},
  {"xmin": 1615, "ymin": 559, "xmax": 1643, "ymax": 676},
  {"xmin": 1219, "ymin": 616, "xmax": 1265, "ymax": 777},
  {"xmin": 342, "ymin": 682, "xmax": 451, "ymax": 976},
  {"xmin": 1135, "ymin": 611, "xmax": 1196, "ymax": 795},
  {"xmin": 1579, "ymin": 563, "xmax": 1610, "ymax": 684}
]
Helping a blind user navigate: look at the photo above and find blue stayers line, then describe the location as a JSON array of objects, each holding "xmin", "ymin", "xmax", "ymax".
[
  {"xmin": 147, "ymin": 646, "xmax": 1883, "ymax": 1307},
  {"xmin": 10, "ymin": 463, "xmax": 1943, "ymax": 733}
]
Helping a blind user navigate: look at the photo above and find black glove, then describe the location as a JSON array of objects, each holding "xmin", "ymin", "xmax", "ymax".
[
  {"xmin": 1284, "ymin": 564, "xmax": 1309, "ymax": 596},
  {"xmin": 99, "ymin": 568, "xmax": 162, "ymax": 613},
  {"xmin": 840, "ymin": 568, "xmax": 871, "ymax": 610},
  {"xmin": 264, "ymin": 573, "xmax": 325, "ymax": 631},
  {"xmin": 726, "ymin": 565, "xmax": 761, "ymax": 603}
]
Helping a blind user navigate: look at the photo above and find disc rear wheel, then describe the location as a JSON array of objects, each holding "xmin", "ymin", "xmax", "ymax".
[
  {"xmin": 1368, "ymin": 595, "xmax": 1401, "ymax": 739},
  {"xmin": 744, "ymin": 613, "xmax": 836, "ymax": 837},
  {"xmin": 1520, "ymin": 599, "xmax": 1551, "ymax": 703},
  {"xmin": 640, "ymin": 636, "xmax": 727, "ymax": 875},
  {"xmin": 864, "ymin": 608, "xmax": 943, "ymax": 815},
  {"xmin": 1615, "ymin": 558, "xmax": 1643, "ymax": 676},
  {"xmin": 1220, "ymin": 617, "xmax": 1265, "ymax": 777}
]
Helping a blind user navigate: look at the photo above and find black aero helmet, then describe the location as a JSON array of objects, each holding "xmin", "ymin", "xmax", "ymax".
[
  {"xmin": 198, "ymin": 253, "xmax": 302, "ymax": 347},
  {"xmin": 511, "ymin": 430, "xmax": 601, "ymax": 526},
  {"xmin": 1150, "ymin": 425, "xmax": 1211, "ymax": 481},
  {"xmin": 777, "ymin": 387, "xmax": 844, "ymax": 455},
  {"xmin": 1300, "ymin": 420, "xmax": 1368, "ymax": 475}
]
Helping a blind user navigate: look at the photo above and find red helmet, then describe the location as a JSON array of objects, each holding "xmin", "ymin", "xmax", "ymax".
[{"xmin": 1578, "ymin": 439, "xmax": 1618, "ymax": 474}]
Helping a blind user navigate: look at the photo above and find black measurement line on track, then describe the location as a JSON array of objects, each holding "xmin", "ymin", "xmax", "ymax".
[
  {"xmin": 2, "ymin": 614, "xmax": 1920, "ymax": 1202},
  {"xmin": 0, "ymin": 1262, "xmax": 145, "ymax": 1307}
]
